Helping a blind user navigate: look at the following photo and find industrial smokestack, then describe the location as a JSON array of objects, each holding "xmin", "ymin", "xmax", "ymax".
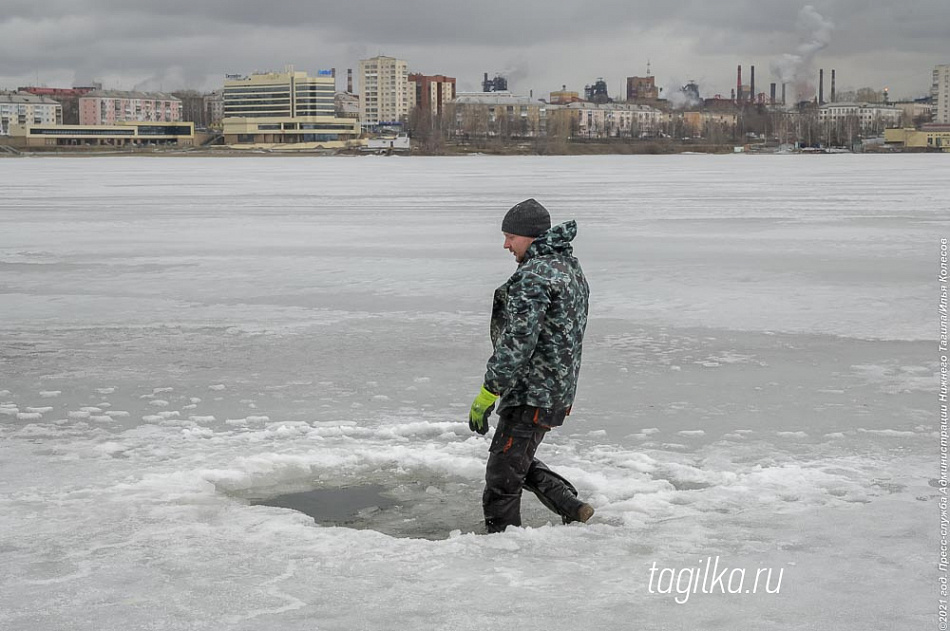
[
  {"xmin": 770, "ymin": 83, "xmax": 776, "ymax": 105},
  {"xmin": 347, "ymin": 69, "xmax": 353, "ymax": 93},
  {"xmin": 737, "ymin": 65, "xmax": 742, "ymax": 103},
  {"xmin": 782, "ymin": 83, "xmax": 786, "ymax": 105},
  {"xmin": 819, "ymin": 69, "xmax": 824, "ymax": 105},
  {"xmin": 750, "ymin": 66, "xmax": 755, "ymax": 103},
  {"xmin": 831, "ymin": 69, "xmax": 836, "ymax": 103}
]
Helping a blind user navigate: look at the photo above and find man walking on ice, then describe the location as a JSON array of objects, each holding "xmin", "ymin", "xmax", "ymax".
[{"xmin": 468, "ymin": 198, "xmax": 595, "ymax": 533}]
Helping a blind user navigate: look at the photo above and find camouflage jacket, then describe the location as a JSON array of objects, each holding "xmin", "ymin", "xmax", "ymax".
[{"xmin": 484, "ymin": 220, "xmax": 590, "ymax": 413}]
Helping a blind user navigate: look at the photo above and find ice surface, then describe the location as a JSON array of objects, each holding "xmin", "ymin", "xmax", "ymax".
[{"xmin": 0, "ymin": 155, "xmax": 942, "ymax": 630}]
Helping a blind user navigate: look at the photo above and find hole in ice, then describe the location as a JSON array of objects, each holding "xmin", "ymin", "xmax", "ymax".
[
  {"xmin": 232, "ymin": 480, "xmax": 488, "ymax": 539},
  {"xmin": 248, "ymin": 485, "xmax": 397, "ymax": 523}
]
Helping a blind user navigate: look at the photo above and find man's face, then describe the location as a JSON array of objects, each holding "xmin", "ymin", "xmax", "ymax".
[{"xmin": 503, "ymin": 232, "xmax": 535, "ymax": 263}]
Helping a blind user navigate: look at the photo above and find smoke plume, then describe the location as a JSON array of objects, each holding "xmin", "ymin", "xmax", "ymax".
[
  {"xmin": 667, "ymin": 83, "xmax": 701, "ymax": 110},
  {"xmin": 770, "ymin": 5, "xmax": 834, "ymax": 103}
]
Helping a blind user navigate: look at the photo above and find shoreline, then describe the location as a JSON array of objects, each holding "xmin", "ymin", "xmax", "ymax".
[{"xmin": 0, "ymin": 146, "xmax": 926, "ymax": 158}]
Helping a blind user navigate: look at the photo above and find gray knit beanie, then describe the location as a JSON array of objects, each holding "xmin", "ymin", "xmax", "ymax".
[{"xmin": 502, "ymin": 198, "xmax": 551, "ymax": 237}]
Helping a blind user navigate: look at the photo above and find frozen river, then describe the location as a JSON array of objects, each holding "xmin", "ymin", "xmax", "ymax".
[{"xmin": 0, "ymin": 154, "xmax": 944, "ymax": 629}]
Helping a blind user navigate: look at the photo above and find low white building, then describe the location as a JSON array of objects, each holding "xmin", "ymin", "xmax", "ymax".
[
  {"xmin": 451, "ymin": 92, "xmax": 547, "ymax": 137},
  {"xmin": 0, "ymin": 93, "xmax": 62, "ymax": 135},
  {"xmin": 818, "ymin": 102, "xmax": 902, "ymax": 132},
  {"xmin": 554, "ymin": 102, "xmax": 663, "ymax": 138},
  {"xmin": 894, "ymin": 100, "xmax": 934, "ymax": 126}
]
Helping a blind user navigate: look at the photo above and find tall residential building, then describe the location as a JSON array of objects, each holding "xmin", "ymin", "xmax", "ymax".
[
  {"xmin": 408, "ymin": 74, "xmax": 456, "ymax": 118},
  {"xmin": 934, "ymin": 64, "xmax": 950, "ymax": 124},
  {"xmin": 359, "ymin": 56, "xmax": 410, "ymax": 128},
  {"xmin": 79, "ymin": 90, "xmax": 181, "ymax": 125},
  {"xmin": 0, "ymin": 93, "xmax": 62, "ymax": 134},
  {"xmin": 222, "ymin": 68, "xmax": 359, "ymax": 145}
]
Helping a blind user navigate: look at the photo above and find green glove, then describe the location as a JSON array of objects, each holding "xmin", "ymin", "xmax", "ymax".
[{"xmin": 468, "ymin": 385, "xmax": 499, "ymax": 435}]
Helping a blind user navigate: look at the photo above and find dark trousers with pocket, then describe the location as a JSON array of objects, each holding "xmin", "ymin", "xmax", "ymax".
[{"xmin": 482, "ymin": 405, "xmax": 585, "ymax": 533}]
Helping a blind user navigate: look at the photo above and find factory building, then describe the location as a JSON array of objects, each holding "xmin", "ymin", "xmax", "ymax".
[
  {"xmin": 549, "ymin": 87, "xmax": 581, "ymax": 105},
  {"xmin": 626, "ymin": 76, "xmax": 659, "ymax": 102}
]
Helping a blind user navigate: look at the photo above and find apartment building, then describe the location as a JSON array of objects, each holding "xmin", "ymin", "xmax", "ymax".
[
  {"xmin": 0, "ymin": 93, "xmax": 62, "ymax": 135},
  {"xmin": 934, "ymin": 64, "xmax": 950, "ymax": 124},
  {"xmin": 681, "ymin": 110, "xmax": 737, "ymax": 136},
  {"xmin": 408, "ymin": 74, "xmax": 456, "ymax": 118},
  {"xmin": 204, "ymin": 91, "xmax": 224, "ymax": 128},
  {"xmin": 18, "ymin": 86, "xmax": 95, "ymax": 124},
  {"xmin": 79, "ymin": 90, "xmax": 181, "ymax": 125},
  {"xmin": 359, "ymin": 56, "xmax": 410, "ymax": 129}
]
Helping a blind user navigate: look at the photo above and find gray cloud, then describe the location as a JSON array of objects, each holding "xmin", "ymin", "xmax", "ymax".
[{"xmin": 1, "ymin": 1, "xmax": 946, "ymax": 99}]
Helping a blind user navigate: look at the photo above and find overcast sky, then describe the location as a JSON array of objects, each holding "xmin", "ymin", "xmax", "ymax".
[{"xmin": 1, "ymin": 1, "xmax": 947, "ymax": 102}]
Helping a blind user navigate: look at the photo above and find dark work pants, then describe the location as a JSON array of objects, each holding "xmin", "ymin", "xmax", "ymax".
[{"xmin": 482, "ymin": 406, "xmax": 585, "ymax": 533}]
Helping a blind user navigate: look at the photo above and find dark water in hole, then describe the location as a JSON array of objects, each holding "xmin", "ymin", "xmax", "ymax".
[{"xmin": 249, "ymin": 485, "xmax": 397, "ymax": 523}]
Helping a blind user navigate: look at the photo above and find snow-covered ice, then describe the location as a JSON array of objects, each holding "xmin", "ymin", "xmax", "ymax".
[{"xmin": 0, "ymin": 155, "xmax": 942, "ymax": 630}]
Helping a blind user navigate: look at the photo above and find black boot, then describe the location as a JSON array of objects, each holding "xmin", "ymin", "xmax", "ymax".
[{"xmin": 524, "ymin": 459, "xmax": 592, "ymax": 524}]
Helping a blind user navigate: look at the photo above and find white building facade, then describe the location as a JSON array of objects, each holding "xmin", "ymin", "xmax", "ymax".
[
  {"xmin": 558, "ymin": 102, "xmax": 663, "ymax": 138},
  {"xmin": 0, "ymin": 93, "xmax": 62, "ymax": 135},
  {"xmin": 934, "ymin": 64, "xmax": 950, "ymax": 125},
  {"xmin": 359, "ymin": 56, "xmax": 410, "ymax": 129},
  {"xmin": 818, "ymin": 103, "xmax": 902, "ymax": 133}
]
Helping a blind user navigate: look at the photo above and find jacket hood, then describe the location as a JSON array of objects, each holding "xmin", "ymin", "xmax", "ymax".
[{"xmin": 523, "ymin": 220, "xmax": 577, "ymax": 262}]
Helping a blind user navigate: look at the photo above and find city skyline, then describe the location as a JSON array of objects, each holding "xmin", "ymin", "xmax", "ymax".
[{"xmin": 1, "ymin": 1, "xmax": 947, "ymax": 102}]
